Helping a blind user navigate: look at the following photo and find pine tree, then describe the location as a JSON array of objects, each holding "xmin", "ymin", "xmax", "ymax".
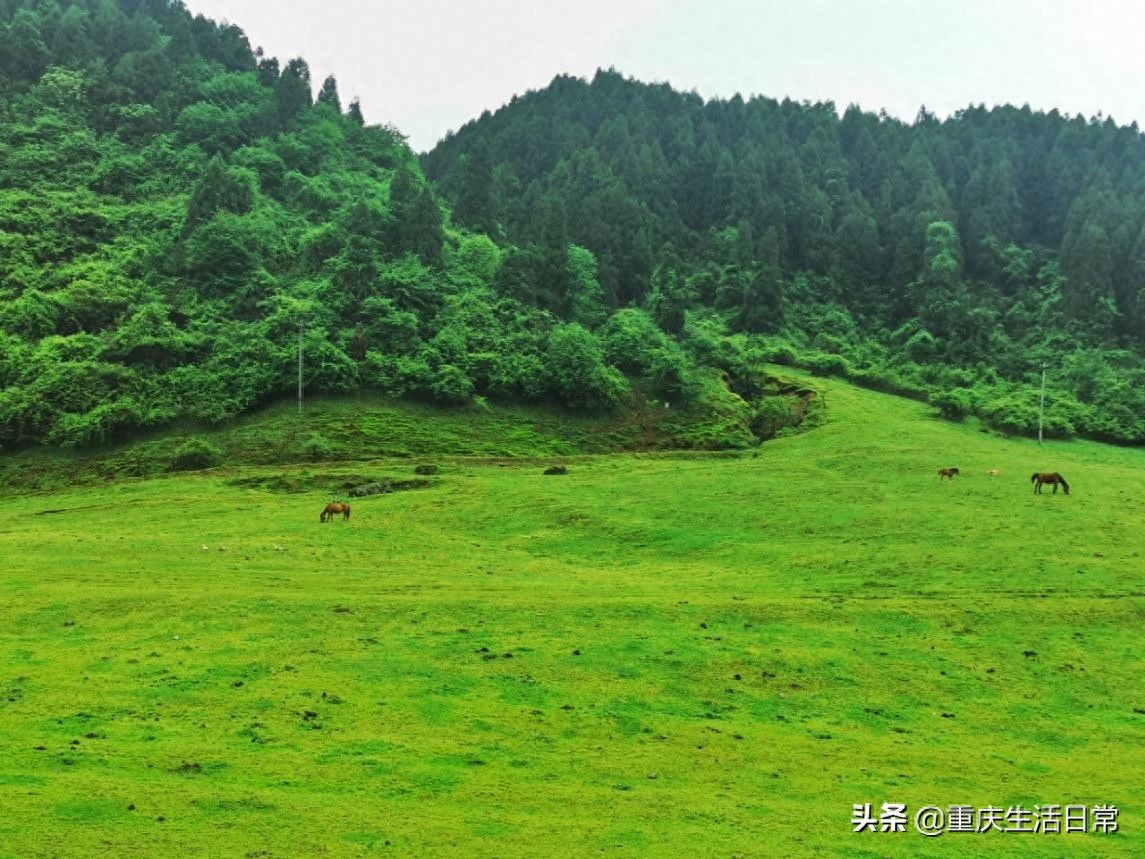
[
  {"xmin": 346, "ymin": 97, "xmax": 365, "ymax": 126},
  {"xmin": 317, "ymin": 74, "xmax": 341, "ymax": 113},
  {"xmin": 452, "ymin": 138, "xmax": 497, "ymax": 236}
]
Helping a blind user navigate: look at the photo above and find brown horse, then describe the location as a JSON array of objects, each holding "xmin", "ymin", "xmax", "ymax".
[
  {"xmin": 938, "ymin": 467, "xmax": 960, "ymax": 480},
  {"xmin": 320, "ymin": 501, "xmax": 351, "ymax": 522},
  {"xmin": 1031, "ymin": 472, "xmax": 1069, "ymax": 495}
]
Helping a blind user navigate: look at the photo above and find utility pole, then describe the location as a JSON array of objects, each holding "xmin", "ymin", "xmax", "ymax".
[
  {"xmin": 1039, "ymin": 364, "xmax": 1048, "ymax": 446},
  {"xmin": 297, "ymin": 320, "xmax": 304, "ymax": 416}
]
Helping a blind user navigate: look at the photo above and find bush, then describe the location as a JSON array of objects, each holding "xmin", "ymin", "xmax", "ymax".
[
  {"xmin": 805, "ymin": 352, "xmax": 850, "ymax": 378},
  {"xmin": 930, "ymin": 388, "xmax": 973, "ymax": 421},
  {"xmin": 168, "ymin": 437, "xmax": 223, "ymax": 471},
  {"xmin": 978, "ymin": 391, "xmax": 1076, "ymax": 439},
  {"xmin": 646, "ymin": 343, "xmax": 694, "ymax": 400},
  {"xmin": 750, "ymin": 397, "xmax": 799, "ymax": 439},
  {"xmin": 903, "ymin": 328, "xmax": 938, "ymax": 362},
  {"xmin": 430, "ymin": 363, "xmax": 475, "ymax": 404},
  {"xmin": 846, "ymin": 366, "xmax": 929, "ymax": 400},
  {"xmin": 303, "ymin": 432, "xmax": 332, "ymax": 461},
  {"xmin": 601, "ymin": 308, "xmax": 670, "ymax": 373},
  {"xmin": 759, "ymin": 339, "xmax": 798, "ymax": 366},
  {"xmin": 547, "ymin": 323, "xmax": 630, "ymax": 409}
]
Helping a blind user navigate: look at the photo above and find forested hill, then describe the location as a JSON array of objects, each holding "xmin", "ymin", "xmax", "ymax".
[
  {"xmin": 2, "ymin": 4, "xmax": 1144, "ymax": 450},
  {"xmin": 424, "ymin": 69, "xmax": 1145, "ymax": 442},
  {"xmin": 1, "ymin": 0, "xmax": 648, "ymax": 451},
  {"xmin": 0, "ymin": 0, "xmax": 452, "ymax": 448}
]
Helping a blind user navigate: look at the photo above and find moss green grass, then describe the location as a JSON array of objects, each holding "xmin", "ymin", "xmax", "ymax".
[{"xmin": 1, "ymin": 375, "xmax": 1141, "ymax": 856}]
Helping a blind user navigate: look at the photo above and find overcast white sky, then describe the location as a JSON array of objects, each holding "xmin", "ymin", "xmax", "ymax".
[{"xmin": 184, "ymin": 0, "xmax": 1145, "ymax": 153}]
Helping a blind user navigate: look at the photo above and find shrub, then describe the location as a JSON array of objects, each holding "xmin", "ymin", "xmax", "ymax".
[
  {"xmin": 303, "ymin": 432, "xmax": 332, "ymax": 461},
  {"xmin": 601, "ymin": 308, "xmax": 669, "ymax": 374},
  {"xmin": 930, "ymin": 388, "xmax": 973, "ymax": 421},
  {"xmin": 430, "ymin": 363, "xmax": 475, "ymax": 404},
  {"xmin": 750, "ymin": 397, "xmax": 799, "ymax": 439},
  {"xmin": 547, "ymin": 323, "xmax": 630, "ymax": 410},
  {"xmin": 805, "ymin": 352, "xmax": 850, "ymax": 378},
  {"xmin": 168, "ymin": 437, "xmax": 223, "ymax": 471},
  {"xmin": 761, "ymin": 340, "xmax": 798, "ymax": 366}
]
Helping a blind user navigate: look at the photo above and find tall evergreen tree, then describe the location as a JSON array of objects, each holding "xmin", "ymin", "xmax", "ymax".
[{"xmin": 316, "ymin": 74, "xmax": 341, "ymax": 112}]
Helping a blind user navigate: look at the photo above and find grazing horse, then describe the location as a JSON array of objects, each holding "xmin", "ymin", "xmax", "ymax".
[
  {"xmin": 1031, "ymin": 472, "xmax": 1069, "ymax": 495},
  {"xmin": 938, "ymin": 467, "xmax": 960, "ymax": 480},
  {"xmin": 320, "ymin": 501, "xmax": 351, "ymax": 522}
]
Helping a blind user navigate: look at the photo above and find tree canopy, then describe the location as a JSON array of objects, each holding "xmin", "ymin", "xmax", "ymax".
[
  {"xmin": 3, "ymin": 5, "xmax": 1145, "ymax": 448},
  {"xmin": 425, "ymin": 69, "xmax": 1145, "ymax": 442}
]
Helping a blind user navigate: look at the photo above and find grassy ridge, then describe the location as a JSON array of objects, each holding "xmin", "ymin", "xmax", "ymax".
[
  {"xmin": 0, "ymin": 376, "xmax": 767, "ymax": 493},
  {"xmin": 1, "ymin": 374, "xmax": 1141, "ymax": 857}
]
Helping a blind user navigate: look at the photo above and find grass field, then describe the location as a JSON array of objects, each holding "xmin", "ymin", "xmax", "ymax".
[{"xmin": 1, "ymin": 374, "xmax": 1142, "ymax": 857}]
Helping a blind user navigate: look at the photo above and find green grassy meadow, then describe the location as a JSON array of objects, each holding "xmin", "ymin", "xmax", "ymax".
[{"xmin": 1, "ymin": 375, "xmax": 1142, "ymax": 857}]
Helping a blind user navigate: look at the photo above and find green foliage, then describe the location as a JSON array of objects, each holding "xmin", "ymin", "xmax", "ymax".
[
  {"xmin": 749, "ymin": 396, "xmax": 801, "ymax": 440},
  {"xmin": 565, "ymin": 243, "xmax": 607, "ymax": 327},
  {"xmin": 930, "ymin": 387, "xmax": 973, "ymax": 421},
  {"xmin": 600, "ymin": 308, "xmax": 668, "ymax": 373},
  {"xmin": 302, "ymin": 431, "xmax": 332, "ymax": 461},
  {"xmin": 423, "ymin": 72, "xmax": 1145, "ymax": 444},
  {"xmin": 168, "ymin": 436, "xmax": 223, "ymax": 471},
  {"xmin": 600, "ymin": 307, "xmax": 693, "ymax": 399},
  {"xmin": 429, "ymin": 363, "xmax": 475, "ymax": 404},
  {"xmin": 804, "ymin": 351, "xmax": 850, "ymax": 378},
  {"xmin": 448, "ymin": 232, "xmax": 501, "ymax": 286},
  {"xmin": 546, "ymin": 323, "xmax": 629, "ymax": 409},
  {"xmin": 4, "ymin": 2, "xmax": 1145, "ymax": 447}
]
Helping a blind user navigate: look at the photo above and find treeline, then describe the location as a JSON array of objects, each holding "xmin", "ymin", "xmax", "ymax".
[
  {"xmin": 2, "ymin": 3, "xmax": 1144, "ymax": 449},
  {"xmin": 424, "ymin": 69, "xmax": 1145, "ymax": 443}
]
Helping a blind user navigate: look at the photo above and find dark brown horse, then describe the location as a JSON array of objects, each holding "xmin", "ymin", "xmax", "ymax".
[
  {"xmin": 320, "ymin": 501, "xmax": 351, "ymax": 522},
  {"xmin": 1031, "ymin": 472, "xmax": 1069, "ymax": 495},
  {"xmin": 938, "ymin": 467, "xmax": 960, "ymax": 480}
]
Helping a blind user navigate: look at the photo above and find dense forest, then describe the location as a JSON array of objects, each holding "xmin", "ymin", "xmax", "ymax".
[
  {"xmin": 425, "ymin": 71, "xmax": 1145, "ymax": 443},
  {"xmin": 2, "ymin": 0, "xmax": 1144, "ymax": 449}
]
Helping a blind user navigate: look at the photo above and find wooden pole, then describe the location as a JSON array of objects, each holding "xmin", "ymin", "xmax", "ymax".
[{"xmin": 1037, "ymin": 365, "xmax": 1046, "ymax": 445}]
